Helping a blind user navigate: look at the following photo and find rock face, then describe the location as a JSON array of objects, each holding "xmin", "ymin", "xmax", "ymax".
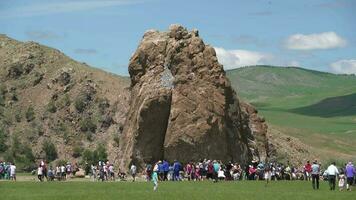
[
  {"xmin": 118, "ymin": 25, "xmax": 267, "ymax": 169},
  {"xmin": 240, "ymin": 102, "xmax": 271, "ymax": 161}
]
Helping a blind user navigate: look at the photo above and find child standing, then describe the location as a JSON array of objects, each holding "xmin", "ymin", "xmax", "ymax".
[
  {"xmin": 339, "ymin": 173, "xmax": 346, "ymax": 191},
  {"xmin": 152, "ymin": 162, "xmax": 159, "ymax": 191}
]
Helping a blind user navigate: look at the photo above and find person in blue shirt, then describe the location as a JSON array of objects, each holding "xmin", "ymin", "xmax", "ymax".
[
  {"xmin": 162, "ymin": 160, "xmax": 169, "ymax": 181},
  {"xmin": 173, "ymin": 160, "xmax": 182, "ymax": 181}
]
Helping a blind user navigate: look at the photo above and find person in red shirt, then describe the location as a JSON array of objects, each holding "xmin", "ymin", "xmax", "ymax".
[{"xmin": 304, "ymin": 161, "xmax": 312, "ymax": 181}]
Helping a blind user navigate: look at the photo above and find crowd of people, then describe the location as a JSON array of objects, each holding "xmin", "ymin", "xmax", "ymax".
[
  {"xmin": 143, "ymin": 159, "xmax": 356, "ymax": 191},
  {"xmin": 1, "ymin": 158, "xmax": 355, "ymax": 192},
  {"xmin": 89, "ymin": 161, "xmax": 121, "ymax": 182},
  {"xmin": 0, "ymin": 161, "xmax": 16, "ymax": 181},
  {"xmin": 35, "ymin": 160, "xmax": 80, "ymax": 182}
]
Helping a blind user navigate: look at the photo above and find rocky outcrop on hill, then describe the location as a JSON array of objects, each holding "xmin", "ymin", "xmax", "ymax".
[
  {"xmin": 118, "ymin": 25, "xmax": 268, "ymax": 169},
  {"xmin": 0, "ymin": 34, "xmax": 130, "ymax": 165}
]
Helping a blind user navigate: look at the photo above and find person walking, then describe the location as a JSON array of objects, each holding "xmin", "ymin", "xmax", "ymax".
[
  {"xmin": 345, "ymin": 161, "xmax": 355, "ymax": 191},
  {"xmin": 326, "ymin": 162, "xmax": 339, "ymax": 190},
  {"xmin": 311, "ymin": 160, "xmax": 320, "ymax": 189}
]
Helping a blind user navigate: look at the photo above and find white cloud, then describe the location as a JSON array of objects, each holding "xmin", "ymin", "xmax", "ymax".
[
  {"xmin": 285, "ymin": 32, "xmax": 346, "ymax": 50},
  {"xmin": 330, "ymin": 59, "xmax": 356, "ymax": 74},
  {"xmin": 0, "ymin": 0, "xmax": 143, "ymax": 18},
  {"xmin": 214, "ymin": 47, "xmax": 273, "ymax": 70},
  {"xmin": 287, "ymin": 60, "xmax": 300, "ymax": 67}
]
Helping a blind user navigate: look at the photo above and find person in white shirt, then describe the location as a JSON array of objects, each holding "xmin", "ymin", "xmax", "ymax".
[
  {"xmin": 130, "ymin": 164, "xmax": 137, "ymax": 182},
  {"xmin": 10, "ymin": 163, "xmax": 16, "ymax": 181},
  {"xmin": 326, "ymin": 162, "xmax": 339, "ymax": 190},
  {"xmin": 60, "ymin": 165, "xmax": 66, "ymax": 180},
  {"xmin": 37, "ymin": 165, "xmax": 43, "ymax": 182}
]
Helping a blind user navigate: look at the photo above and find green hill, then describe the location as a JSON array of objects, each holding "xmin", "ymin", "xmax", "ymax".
[{"xmin": 227, "ymin": 66, "xmax": 356, "ymax": 161}]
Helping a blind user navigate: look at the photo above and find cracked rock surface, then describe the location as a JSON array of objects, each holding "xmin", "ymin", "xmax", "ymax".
[{"xmin": 118, "ymin": 25, "xmax": 268, "ymax": 169}]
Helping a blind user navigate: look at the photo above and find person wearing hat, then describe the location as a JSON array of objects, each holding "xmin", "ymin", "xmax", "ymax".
[{"xmin": 311, "ymin": 160, "xmax": 320, "ymax": 189}]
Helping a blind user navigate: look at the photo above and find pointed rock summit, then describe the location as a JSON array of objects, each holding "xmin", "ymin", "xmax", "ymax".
[{"xmin": 118, "ymin": 24, "xmax": 269, "ymax": 169}]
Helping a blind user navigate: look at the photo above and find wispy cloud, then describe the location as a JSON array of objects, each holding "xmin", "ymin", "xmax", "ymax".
[
  {"xmin": 214, "ymin": 47, "xmax": 304, "ymax": 70},
  {"xmin": 214, "ymin": 47, "xmax": 274, "ymax": 70},
  {"xmin": 285, "ymin": 32, "xmax": 347, "ymax": 50},
  {"xmin": 330, "ymin": 59, "xmax": 356, "ymax": 74},
  {"xmin": 74, "ymin": 48, "xmax": 98, "ymax": 55},
  {"xmin": 25, "ymin": 30, "xmax": 64, "ymax": 40},
  {"xmin": 0, "ymin": 0, "xmax": 144, "ymax": 18}
]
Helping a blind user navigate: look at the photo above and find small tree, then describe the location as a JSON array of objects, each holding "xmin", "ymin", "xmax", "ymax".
[
  {"xmin": 0, "ymin": 94, "xmax": 4, "ymax": 107},
  {"xmin": 79, "ymin": 117, "xmax": 96, "ymax": 133},
  {"xmin": 95, "ymin": 144, "xmax": 107, "ymax": 162},
  {"xmin": 11, "ymin": 134, "xmax": 21, "ymax": 158},
  {"xmin": 42, "ymin": 140, "xmax": 58, "ymax": 162},
  {"xmin": 47, "ymin": 100, "xmax": 57, "ymax": 113},
  {"xmin": 25, "ymin": 106, "xmax": 35, "ymax": 122},
  {"xmin": 74, "ymin": 96, "xmax": 86, "ymax": 112},
  {"xmin": 72, "ymin": 145, "xmax": 84, "ymax": 158}
]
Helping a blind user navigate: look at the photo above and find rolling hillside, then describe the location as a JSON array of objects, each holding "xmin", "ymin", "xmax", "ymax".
[
  {"xmin": 0, "ymin": 34, "xmax": 130, "ymax": 170},
  {"xmin": 227, "ymin": 66, "xmax": 356, "ymax": 161}
]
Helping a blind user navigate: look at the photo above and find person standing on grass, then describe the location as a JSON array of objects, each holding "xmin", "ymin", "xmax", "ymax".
[
  {"xmin": 173, "ymin": 160, "xmax": 181, "ymax": 181},
  {"xmin": 152, "ymin": 161, "xmax": 159, "ymax": 191},
  {"xmin": 162, "ymin": 160, "xmax": 169, "ymax": 181},
  {"xmin": 264, "ymin": 165, "xmax": 271, "ymax": 186},
  {"xmin": 60, "ymin": 164, "xmax": 66, "ymax": 180},
  {"xmin": 10, "ymin": 162, "xmax": 16, "ymax": 181},
  {"xmin": 345, "ymin": 161, "xmax": 355, "ymax": 191},
  {"xmin": 130, "ymin": 163, "xmax": 137, "ymax": 182},
  {"xmin": 37, "ymin": 165, "xmax": 43, "ymax": 182},
  {"xmin": 339, "ymin": 172, "xmax": 346, "ymax": 191},
  {"xmin": 311, "ymin": 160, "xmax": 320, "ymax": 189},
  {"xmin": 158, "ymin": 161, "xmax": 164, "ymax": 181},
  {"xmin": 304, "ymin": 161, "xmax": 312, "ymax": 181},
  {"xmin": 326, "ymin": 162, "xmax": 339, "ymax": 190},
  {"xmin": 213, "ymin": 160, "xmax": 220, "ymax": 182},
  {"xmin": 207, "ymin": 160, "xmax": 214, "ymax": 180}
]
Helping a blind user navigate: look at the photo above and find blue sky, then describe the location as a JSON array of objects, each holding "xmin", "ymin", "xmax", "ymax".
[{"xmin": 1, "ymin": 0, "xmax": 355, "ymax": 75}]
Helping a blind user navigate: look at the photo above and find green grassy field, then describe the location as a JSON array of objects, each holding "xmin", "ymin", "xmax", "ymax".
[
  {"xmin": 1, "ymin": 180, "xmax": 355, "ymax": 200},
  {"xmin": 226, "ymin": 66, "xmax": 356, "ymax": 160}
]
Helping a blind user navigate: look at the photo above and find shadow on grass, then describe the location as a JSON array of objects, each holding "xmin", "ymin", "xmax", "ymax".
[{"xmin": 289, "ymin": 93, "xmax": 356, "ymax": 117}]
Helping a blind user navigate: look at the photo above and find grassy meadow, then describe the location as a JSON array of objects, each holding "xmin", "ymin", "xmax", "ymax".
[
  {"xmin": 1, "ymin": 179, "xmax": 355, "ymax": 200},
  {"xmin": 227, "ymin": 66, "xmax": 356, "ymax": 160}
]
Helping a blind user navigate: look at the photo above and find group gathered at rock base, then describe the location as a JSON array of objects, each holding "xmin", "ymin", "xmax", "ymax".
[{"xmin": 1, "ymin": 159, "xmax": 355, "ymax": 192}]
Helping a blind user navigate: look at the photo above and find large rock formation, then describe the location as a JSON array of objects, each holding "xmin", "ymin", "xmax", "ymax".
[{"xmin": 118, "ymin": 25, "xmax": 268, "ymax": 169}]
